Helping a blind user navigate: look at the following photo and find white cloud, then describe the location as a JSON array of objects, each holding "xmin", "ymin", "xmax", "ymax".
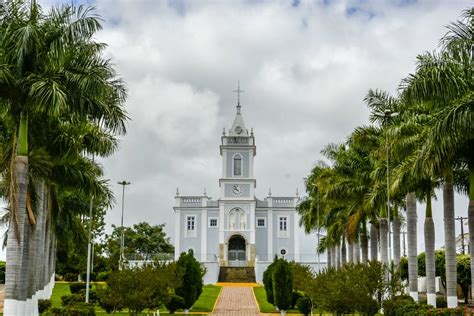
[{"xmin": 1, "ymin": 0, "xmax": 467, "ymax": 261}]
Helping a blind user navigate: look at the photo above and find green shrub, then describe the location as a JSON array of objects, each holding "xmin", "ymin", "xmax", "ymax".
[
  {"xmin": 61, "ymin": 294, "xmax": 84, "ymax": 306},
  {"xmin": 165, "ymin": 294, "xmax": 185, "ymax": 314},
  {"xmin": 296, "ymin": 296, "xmax": 312, "ymax": 316},
  {"xmin": 105, "ymin": 263, "xmax": 181, "ymax": 314},
  {"xmin": 272, "ymin": 258, "xmax": 293, "ymax": 312},
  {"xmin": 38, "ymin": 299, "xmax": 52, "ymax": 314},
  {"xmin": 291, "ymin": 291, "xmax": 302, "ymax": 309},
  {"xmin": 78, "ymin": 289, "xmax": 97, "ymax": 304},
  {"xmin": 80, "ymin": 271, "xmax": 96, "ymax": 282},
  {"xmin": 436, "ymin": 296, "xmax": 447, "ymax": 308},
  {"xmin": 63, "ymin": 273, "xmax": 78, "ymax": 282},
  {"xmin": 175, "ymin": 250, "xmax": 205, "ymax": 310},
  {"xmin": 307, "ymin": 262, "xmax": 385, "ymax": 315},
  {"xmin": 97, "ymin": 288, "xmax": 122, "ymax": 314},
  {"xmin": 0, "ymin": 261, "xmax": 5, "ymax": 284},
  {"xmin": 262, "ymin": 258, "xmax": 278, "ymax": 305},
  {"xmin": 383, "ymin": 295, "xmax": 415, "ymax": 316},
  {"xmin": 96, "ymin": 271, "xmax": 109, "ymax": 281},
  {"xmin": 49, "ymin": 303, "xmax": 95, "ymax": 316},
  {"xmin": 69, "ymin": 282, "xmax": 88, "ymax": 294}
]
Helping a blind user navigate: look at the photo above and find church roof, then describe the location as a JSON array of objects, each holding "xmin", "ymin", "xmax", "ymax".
[{"xmin": 229, "ymin": 110, "xmax": 248, "ymax": 137}]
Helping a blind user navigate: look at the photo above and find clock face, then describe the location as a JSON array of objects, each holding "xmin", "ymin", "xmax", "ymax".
[
  {"xmin": 235, "ymin": 126, "xmax": 243, "ymax": 134},
  {"xmin": 232, "ymin": 184, "xmax": 243, "ymax": 196}
]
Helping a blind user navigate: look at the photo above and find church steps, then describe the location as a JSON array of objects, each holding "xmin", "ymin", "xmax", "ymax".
[{"xmin": 218, "ymin": 267, "xmax": 256, "ymax": 283}]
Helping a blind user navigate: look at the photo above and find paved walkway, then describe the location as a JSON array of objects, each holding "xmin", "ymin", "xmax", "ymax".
[{"xmin": 212, "ymin": 286, "xmax": 260, "ymax": 315}]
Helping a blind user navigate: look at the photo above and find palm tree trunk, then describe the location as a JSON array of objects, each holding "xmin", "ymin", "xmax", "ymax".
[
  {"xmin": 407, "ymin": 192, "xmax": 418, "ymax": 302},
  {"xmin": 327, "ymin": 247, "xmax": 332, "ymax": 268},
  {"xmin": 443, "ymin": 175, "xmax": 457, "ymax": 307},
  {"xmin": 4, "ymin": 156, "xmax": 29, "ymax": 315},
  {"xmin": 361, "ymin": 222, "xmax": 368, "ymax": 264},
  {"xmin": 353, "ymin": 240, "xmax": 360, "ymax": 263},
  {"xmin": 468, "ymin": 168, "xmax": 474, "ymax": 305},
  {"xmin": 341, "ymin": 239, "xmax": 346, "ymax": 265},
  {"xmin": 347, "ymin": 241, "xmax": 354, "ymax": 264},
  {"xmin": 379, "ymin": 218, "xmax": 388, "ymax": 269},
  {"xmin": 370, "ymin": 223, "xmax": 378, "ymax": 261},
  {"xmin": 424, "ymin": 195, "xmax": 436, "ymax": 307},
  {"xmin": 392, "ymin": 206, "xmax": 401, "ymax": 268},
  {"xmin": 335, "ymin": 245, "xmax": 340, "ymax": 268}
]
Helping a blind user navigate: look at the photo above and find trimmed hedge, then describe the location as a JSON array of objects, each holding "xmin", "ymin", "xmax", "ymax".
[
  {"xmin": 48, "ymin": 303, "xmax": 95, "ymax": 316},
  {"xmin": 69, "ymin": 282, "xmax": 88, "ymax": 294}
]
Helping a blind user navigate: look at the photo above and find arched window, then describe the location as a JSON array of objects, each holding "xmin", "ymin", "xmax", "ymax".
[{"xmin": 233, "ymin": 154, "xmax": 242, "ymax": 176}]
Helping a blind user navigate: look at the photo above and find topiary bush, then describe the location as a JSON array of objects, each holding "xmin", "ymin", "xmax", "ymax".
[
  {"xmin": 63, "ymin": 273, "xmax": 78, "ymax": 282},
  {"xmin": 272, "ymin": 258, "xmax": 294, "ymax": 314},
  {"xmin": 175, "ymin": 250, "xmax": 205, "ymax": 311},
  {"xmin": 61, "ymin": 294, "xmax": 84, "ymax": 306},
  {"xmin": 70, "ymin": 282, "xmax": 88, "ymax": 294},
  {"xmin": 96, "ymin": 271, "xmax": 109, "ymax": 281},
  {"xmin": 262, "ymin": 257, "xmax": 278, "ymax": 305},
  {"xmin": 78, "ymin": 289, "xmax": 98, "ymax": 304},
  {"xmin": 38, "ymin": 299, "xmax": 51, "ymax": 314},
  {"xmin": 165, "ymin": 294, "xmax": 185, "ymax": 314},
  {"xmin": 296, "ymin": 296, "xmax": 312, "ymax": 316}
]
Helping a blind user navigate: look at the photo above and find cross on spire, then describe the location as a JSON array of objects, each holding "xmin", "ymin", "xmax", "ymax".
[{"xmin": 233, "ymin": 81, "xmax": 244, "ymax": 114}]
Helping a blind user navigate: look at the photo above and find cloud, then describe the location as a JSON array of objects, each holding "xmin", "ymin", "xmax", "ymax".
[{"xmin": 0, "ymin": 0, "xmax": 467, "ymax": 261}]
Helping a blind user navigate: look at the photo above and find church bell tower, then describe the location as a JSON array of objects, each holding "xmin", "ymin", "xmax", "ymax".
[{"xmin": 218, "ymin": 83, "xmax": 257, "ymax": 266}]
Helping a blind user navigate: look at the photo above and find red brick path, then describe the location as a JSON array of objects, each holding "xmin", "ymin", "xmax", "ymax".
[{"xmin": 212, "ymin": 286, "xmax": 260, "ymax": 315}]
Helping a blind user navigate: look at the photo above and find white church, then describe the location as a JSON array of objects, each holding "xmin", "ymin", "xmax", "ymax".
[{"xmin": 173, "ymin": 87, "xmax": 312, "ymax": 282}]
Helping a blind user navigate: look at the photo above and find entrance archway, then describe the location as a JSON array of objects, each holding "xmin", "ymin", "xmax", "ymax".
[{"xmin": 228, "ymin": 235, "xmax": 246, "ymax": 266}]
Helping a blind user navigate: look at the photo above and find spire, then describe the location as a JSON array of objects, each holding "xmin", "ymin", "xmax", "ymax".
[
  {"xmin": 229, "ymin": 81, "xmax": 248, "ymax": 137},
  {"xmin": 233, "ymin": 81, "xmax": 244, "ymax": 114}
]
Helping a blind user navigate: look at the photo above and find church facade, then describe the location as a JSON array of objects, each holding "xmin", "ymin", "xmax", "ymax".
[{"xmin": 173, "ymin": 96, "xmax": 300, "ymax": 267}]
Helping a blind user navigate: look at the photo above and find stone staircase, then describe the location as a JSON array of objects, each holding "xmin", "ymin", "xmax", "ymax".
[{"xmin": 218, "ymin": 267, "xmax": 256, "ymax": 283}]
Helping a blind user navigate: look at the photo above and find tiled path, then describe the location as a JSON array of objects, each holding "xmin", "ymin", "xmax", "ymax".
[{"xmin": 212, "ymin": 286, "xmax": 260, "ymax": 315}]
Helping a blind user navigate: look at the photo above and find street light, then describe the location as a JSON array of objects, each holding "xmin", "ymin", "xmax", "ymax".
[
  {"xmin": 118, "ymin": 180, "xmax": 131, "ymax": 270},
  {"xmin": 85, "ymin": 155, "xmax": 95, "ymax": 303},
  {"xmin": 383, "ymin": 110, "xmax": 399, "ymax": 272}
]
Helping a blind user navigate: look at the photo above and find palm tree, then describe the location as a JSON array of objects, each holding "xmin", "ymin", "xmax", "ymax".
[
  {"xmin": 0, "ymin": 2, "xmax": 127, "ymax": 313},
  {"xmin": 400, "ymin": 11, "xmax": 473, "ymax": 301}
]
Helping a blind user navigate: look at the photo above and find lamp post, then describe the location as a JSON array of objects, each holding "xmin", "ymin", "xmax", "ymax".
[
  {"xmin": 118, "ymin": 180, "xmax": 131, "ymax": 270},
  {"xmin": 85, "ymin": 155, "xmax": 95, "ymax": 303},
  {"xmin": 383, "ymin": 110, "xmax": 398, "ymax": 272}
]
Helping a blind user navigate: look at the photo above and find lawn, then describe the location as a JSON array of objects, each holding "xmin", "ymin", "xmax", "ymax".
[
  {"xmin": 50, "ymin": 282, "xmax": 221, "ymax": 315},
  {"xmin": 188, "ymin": 284, "xmax": 221, "ymax": 312},
  {"xmin": 252, "ymin": 286, "xmax": 301, "ymax": 314}
]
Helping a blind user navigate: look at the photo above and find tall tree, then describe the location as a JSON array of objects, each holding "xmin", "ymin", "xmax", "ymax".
[{"xmin": 0, "ymin": 1, "xmax": 127, "ymax": 314}]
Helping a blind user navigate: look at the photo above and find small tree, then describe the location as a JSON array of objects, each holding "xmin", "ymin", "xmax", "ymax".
[
  {"xmin": 272, "ymin": 259, "xmax": 293, "ymax": 316},
  {"xmin": 175, "ymin": 250, "xmax": 205, "ymax": 314},
  {"xmin": 263, "ymin": 257, "xmax": 278, "ymax": 305}
]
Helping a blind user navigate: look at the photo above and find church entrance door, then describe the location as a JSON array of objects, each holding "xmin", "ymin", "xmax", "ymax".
[{"xmin": 228, "ymin": 235, "xmax": 246, "ymax": 267}]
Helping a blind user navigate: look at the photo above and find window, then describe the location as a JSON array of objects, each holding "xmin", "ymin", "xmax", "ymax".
[
  {"xmin": 209, "ymin": 218, "xmax": 219, "ymax": 228},
  {"xmin": 278, "ymin": 216, "xmax": 288, "ymax": 237},
  {"xmin": 256, "ymin": 218, "xmax": 266, "ymax": 228},
  {"xmin": 186, "ymin": 216, "xmax": 196, "ymax": 237},
  {"xmin": 233, "ymin": 154, "xmax": 242, "ymax": 176}
]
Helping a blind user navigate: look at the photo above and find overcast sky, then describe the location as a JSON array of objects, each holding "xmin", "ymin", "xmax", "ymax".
[{"xmin": 1, "ymin": 0, "xmax": 472, "ymax": 260}]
